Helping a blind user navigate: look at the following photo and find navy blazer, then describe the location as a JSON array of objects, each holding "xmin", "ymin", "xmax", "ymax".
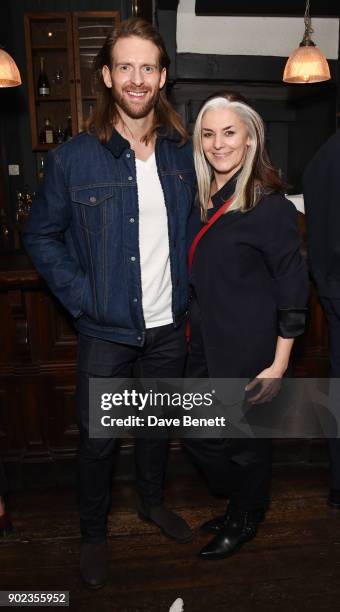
[{"xmin": 188, "ymin": 177, "xmax": 309, "ymax": 378}]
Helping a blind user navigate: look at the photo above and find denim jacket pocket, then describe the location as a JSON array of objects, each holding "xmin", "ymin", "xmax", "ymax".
[
  {"xmin": 73, "ymin": 271, "xmax": 96, "ymax": 322},
  {"xmin": 70, "ymin": 186, "xmax": 116, "ymax": 235}
]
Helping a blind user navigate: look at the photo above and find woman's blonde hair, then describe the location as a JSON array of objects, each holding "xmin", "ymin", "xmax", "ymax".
[{"xmin": 193, "ymin": 91, "xmax": 283, "ymax": 220}]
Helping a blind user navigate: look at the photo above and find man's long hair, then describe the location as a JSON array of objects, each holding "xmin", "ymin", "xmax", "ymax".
[{"xmin": 85, "ymin": 18, "xmax": 187, "ymax": 145}]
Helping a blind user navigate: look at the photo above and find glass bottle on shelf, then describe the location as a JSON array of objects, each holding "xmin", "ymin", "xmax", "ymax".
[
  {"xmin": 37, "ymin": 57, "xmax": 50, "ymax": 97},
  {"xmin": 53, "ymin": 68, "xmax": 64, "ymax": 96},
  {"xmin": 63, "ymin": 115, "xmax": 73, "ymax": 141},
  {"xmin": 16, "ymin": 186, "xmax": 33, "ymax": 225},
  {"xmin": 37, "ymin": 155, "xmax": 45, "ymax": 181},
  {"xmin": 39, "ymin": 118, "xmax": 54, "ymax": 144},
  {"xmin": 55, "ymin": 125, "xmax": 64, "ymax": 144},
  {"xmin": 0, "ymin": 209, "xmax": 10, "ymax": 249}
]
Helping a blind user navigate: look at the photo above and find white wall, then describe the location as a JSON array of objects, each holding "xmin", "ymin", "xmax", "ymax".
[{"xmin": 177, "ymin": 0, "xmax": 339, "ymax": 59}]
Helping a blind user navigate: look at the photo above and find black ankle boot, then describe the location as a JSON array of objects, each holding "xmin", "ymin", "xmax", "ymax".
[
  {"xmin": 199, "ymin": 508, "xmax": 262, "ymax": 560},
  {"xmin": 80, "ymin": 540, "xmax": 108, "ymax": 589},
  {"xmin": 201, "ymin": 507, "xmax": 265, "ymax": 534},
  {"xmin": 138, "ymin": 505, "xmax": 192, "ymax": 542}
]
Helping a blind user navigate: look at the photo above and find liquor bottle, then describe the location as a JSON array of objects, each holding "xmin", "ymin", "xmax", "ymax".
[
  {"xmin": 37, "ymin": 155, "xmax": 45, "ymax": 181},
  {"xmin": 63, "ymin": 115, "xmax": 73, "ymax": 141},
  {"xmin": 55, "ymin": 125, "xmax": 64, "ymax": 144},
  {"xmin": 37, "ymin": 57, "xmax": 50, "ymax": 97},
  {"xmin": 39, "ymin": 118, "xmax": 54, "ymax": 144}
]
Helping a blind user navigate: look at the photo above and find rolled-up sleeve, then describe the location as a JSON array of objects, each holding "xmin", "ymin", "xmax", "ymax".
[{"xmin": 259, "ymin": 195, "xmax": 309, "ymax": 338}]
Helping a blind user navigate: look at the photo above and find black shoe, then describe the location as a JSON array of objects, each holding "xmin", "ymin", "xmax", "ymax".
[
  {"xmin": 328, "ymin": 489, "xmax": 340, "ymax": 509},
  {"xmin": 201, "ymin": 507, "xmax": 266, "ymax": 534},
  {"xmin": 139, "ymin": 505, "xmax": 192, "ymax": 543},
  {"xmin": 0, "ymin": 513, "xmax": 13, "ymax": 537},
  {"xmin": 80, "ymin": 540, "xmax": 108, "ymax": 589},
  {"xmin": 199, "ymin": 508, "xmax": 261, "ymax": 560}
]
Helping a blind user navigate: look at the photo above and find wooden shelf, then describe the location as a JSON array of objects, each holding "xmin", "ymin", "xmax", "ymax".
[
  {"xmin": 32, "ymin": 45, "xmax": 67, "ymax": 51},
  {"xmin": 25, "ymin": 11, "xmax": 119, "ymax": 157},
  {"xmin": 36, "ymin": 96, "xmax": 71, "ymax": 103},
  {"xmin": 33, "ymin": 144, "xmax": 59, "ymax": 152}
]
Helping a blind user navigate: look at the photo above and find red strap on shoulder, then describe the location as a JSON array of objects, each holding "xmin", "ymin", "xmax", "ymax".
[{"xmin": 188, "ymin": 196, "xmax": 235, "ymax": 271}]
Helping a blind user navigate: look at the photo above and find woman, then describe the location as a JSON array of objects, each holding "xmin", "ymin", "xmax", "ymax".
[{"xmin": 185, "ymin": 92, "xmax": 309, "ymax": 560}]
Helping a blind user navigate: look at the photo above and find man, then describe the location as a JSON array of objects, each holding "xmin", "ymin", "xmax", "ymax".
[
  {"xmin": 303, "ymin": 129, "xmax": 340, "ymax": 510},
  {"xmin": 23, "ymin": 18, "xmax": 195, "ymax": 589}
]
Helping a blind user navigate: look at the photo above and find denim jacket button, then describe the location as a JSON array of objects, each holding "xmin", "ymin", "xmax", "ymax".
[
  {"xmin": 133, "ymin": 297, "xmax": 138, "ymax": 303},
  {"xmin": 130, "ymin": 256, "xmax": 136, "ymax": 262},
  {"xmin": 137, "ymin": 336, "xmax": 142, "ymax": 341},
  {"xmin": 89, "ymin": 196, "xmax": 97, "ymax": 203},
  {"xmin": 126, "ymin": 152, "xmax": 131, "ymax": 158},
  {"xmin": 129, "ymin": 218, "xmax": 135, "ymax": 223},
  {"xmin": 128, "ymin": 176, "xmax": 133, "ymax": 181}
]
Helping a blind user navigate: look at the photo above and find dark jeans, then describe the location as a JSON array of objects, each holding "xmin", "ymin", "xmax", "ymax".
[
  {"xmin": 76, "ymin": 323, "xmax": 186, "ymax": 542},
  {"xmin": 320, "ymin": 298, "xmax": 340, "ymax": 489},
  {"xmin": 183, "ymin": 297, "xmax": 272, "ymax": 512}
]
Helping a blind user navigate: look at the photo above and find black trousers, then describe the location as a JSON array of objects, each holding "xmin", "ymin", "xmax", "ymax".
[
  {"xmin": 183, "ymin": 298, "xmax": 272, "ymax": 512},
  {"xmin": 320, "ymin": 298, "xmax": 340, "ymax": 489},
  {"xmin": 76, "ymin": 323, "xmax": 187, "ymax": 542}
]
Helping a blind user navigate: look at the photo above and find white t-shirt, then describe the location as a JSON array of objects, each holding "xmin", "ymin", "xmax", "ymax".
[{"xmin": 135, "ymin": 152, "xmax": 173, "ymax": 329}]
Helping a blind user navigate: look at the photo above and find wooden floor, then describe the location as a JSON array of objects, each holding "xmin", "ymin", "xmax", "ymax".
[{"xmin": 1, "ymin": 466, "xmax": 340, "ymax": 612}]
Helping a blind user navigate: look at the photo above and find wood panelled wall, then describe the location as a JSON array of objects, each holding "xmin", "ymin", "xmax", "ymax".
[
  {"xmin": 0, "ymin": 257, "xmax": 78, "ymax": 469},
  {"xmin": 0, "ymin": 242, "xmax": 330, "ymax": 486},
  {"xmin": 0, "ymin": 1, "xmax": 335, "ymax": 485}
]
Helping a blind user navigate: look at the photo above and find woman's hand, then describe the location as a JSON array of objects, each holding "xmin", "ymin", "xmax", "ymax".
[
  {"xmin": 245, "ymin": 365, "xmax": 284, "ymax": 405},
  {"xmin": 245, "ymin": 336, "xmax": 293, "ymax": 405}
]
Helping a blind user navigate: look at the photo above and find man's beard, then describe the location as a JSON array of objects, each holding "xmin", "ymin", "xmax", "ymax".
[{"xmin": 112, "ymin": 83, "xmax": 160, "ymax": 119}]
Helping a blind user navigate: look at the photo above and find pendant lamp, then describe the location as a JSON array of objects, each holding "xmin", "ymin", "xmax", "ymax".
[
  {"xmin": 0, "ymin": 47, "xmax": 22, "ymax": 88},
  {"xmin": 283, "ymin": 0, "xmax": 330, "ymax": 84}
]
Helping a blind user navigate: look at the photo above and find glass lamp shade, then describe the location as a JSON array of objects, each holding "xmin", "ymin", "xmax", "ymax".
[
  {"xmin": 0, "ymin": 49, "xmax": 22, "ymax": 87},
  {"xmin": 283, "ymin": 44, "xmax": 331, "ymax": 84}
]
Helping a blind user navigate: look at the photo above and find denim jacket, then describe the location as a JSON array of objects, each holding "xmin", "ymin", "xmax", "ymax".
[{"xmin": 23, "ymin": 128, "xmax": 196, "ymax": 346}]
